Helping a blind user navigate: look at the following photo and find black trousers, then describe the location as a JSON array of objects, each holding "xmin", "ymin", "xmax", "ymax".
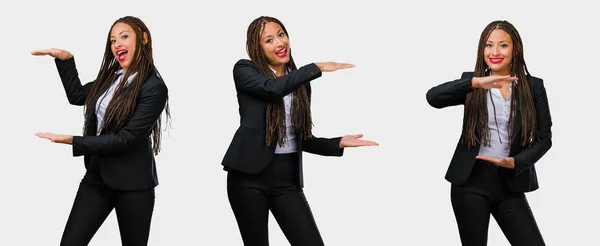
[
  {"xmin": 451, "ymin": 160, "xmax": 545, "ymax": 246},
  {"xmin": 60, "ymin": 174, "xmax": 155, "ymax": 246},
  {"xmin": 227, "ymin": 153, "xmax": 324, "ymax": 246}
]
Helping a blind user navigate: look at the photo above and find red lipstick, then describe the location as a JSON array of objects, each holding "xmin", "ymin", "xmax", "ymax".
[
  {"xmin": 116, "ymin": 49, "xmax": 128, "ymax": 62},
  {"xmin": 276, "ymin": 47, "xmax": 288, "ymax": 57},
  {"xmin": 489, "ymin": 58, "xmax": 503, "ymax": 64}
]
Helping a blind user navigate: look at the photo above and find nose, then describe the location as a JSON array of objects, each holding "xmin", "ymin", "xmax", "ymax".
[
  {"xmin": 491, "ymin": 45, "xmax": 500, "ymax": 56},
  {"xmin": 275, "ymin": 37, "xmax": 284, "ymax": 48},
  {"xmin": 114, "ymin": 39, "xmax": 124, "ymax": 49}
]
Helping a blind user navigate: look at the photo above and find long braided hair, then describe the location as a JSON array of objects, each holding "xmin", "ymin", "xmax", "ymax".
[
  {"xmin": 462, "ymin": 20, "xmax": 537, "ymax": 148},
  {"xmin": 84, "ymin": 16, "xmax": 170, "ymax": 155},
  {"xmin": 245, "ymin": 16, "xmax": 313, "ymax": 147}
]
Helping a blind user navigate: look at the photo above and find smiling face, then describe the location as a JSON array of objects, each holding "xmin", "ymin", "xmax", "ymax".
[
  {"xmin": 484, "ymin": 29, "xmax": 513, "ymax": 76},
  {"xmin": 110, "ymin": 22, "xmax": 137, "ymax": 72},
  {"xmin": 260, "ymin": 21, "xmax": 290, "ymax": 74}
]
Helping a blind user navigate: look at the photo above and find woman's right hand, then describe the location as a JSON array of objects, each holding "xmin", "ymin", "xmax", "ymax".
[
  {"xmin": 315, "ymin": 62, "xmax": 355, "ymax": 72},
  {"xmin": 471, "ymin": 75, "xmax": 518, "ymax": 89},
  {"xmin": 31, "ymin": 48, "xmax": 73, "ymax": 61}
]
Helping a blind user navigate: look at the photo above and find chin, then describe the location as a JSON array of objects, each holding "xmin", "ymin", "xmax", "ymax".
[
  {"xmin": 494, "ymin": 65, "xmax": 510, "ymax": 71},
  {"xmin": 120, "ymin": 62, "xmax": 131, "ymax": 70},
  {"xmin": 487, "ymin": 64, "xmax": 503, "ymax": 71}
]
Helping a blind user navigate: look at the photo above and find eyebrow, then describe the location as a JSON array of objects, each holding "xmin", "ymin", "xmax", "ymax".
[
  {"xmin": 262, "ymin": 29, "xmax": 284, "ymax": 40},
  {"xmin": 487, "ymin": 40, "xmax": 510, "ymax": 43},
  {"xmin": 110, "ymin": 30, "xmax": 129, "ymax": 38}
]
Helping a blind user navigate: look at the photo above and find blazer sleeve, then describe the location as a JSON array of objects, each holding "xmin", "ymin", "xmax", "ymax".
[
  {"xmin": 513, "ymin": 78, "xmax": 553, "ymax": 175},
  {"xmin": 71, "ymin": 77, "xmax": 168, "ymax": 156},
  {"xmin": 426, "ymin": 72, "xmax": 475, "ymax": 108},
  {"xmin": 302, "ymin": 136, "xmax": 344, "ymax": 157},
  {"xmin": 55, "ymin": 57, "xmax": 95, "ymax": 106},
  {"xmin": 233, "ymin": 59, "xmax": 322, "ymax": 101}
]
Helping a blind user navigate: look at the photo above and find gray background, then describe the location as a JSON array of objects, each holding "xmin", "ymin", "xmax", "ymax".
[{"xmin": 1, "ymin": 0, "xmax": 598, "ymax": 245}]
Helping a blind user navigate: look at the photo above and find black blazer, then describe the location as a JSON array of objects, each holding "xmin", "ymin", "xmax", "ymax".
[
  {"xmin": 55, "ymin": 57, "xmax": 168, "ymax": 190},
  {"xmin": 222, "ymin": 59, "xmax": 344, "ymax": 187},
  {"xmin": 426, "ymin": 72, "xmax": 552, "ymax": 192}
]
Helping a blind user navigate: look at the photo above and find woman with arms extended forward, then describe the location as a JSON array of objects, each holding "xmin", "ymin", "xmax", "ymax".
[{"xmin": 426, "ymin": 20, "xmax": 552, "ymax": 246}]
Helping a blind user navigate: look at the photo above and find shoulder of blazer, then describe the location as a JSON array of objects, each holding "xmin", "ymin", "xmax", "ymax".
[
  {"xmin": 461, "ymin": 71, "xmax": 475, "ymax": 79},
  {"xmin": 525, "ymin": 75, "xmax": 544, "ymax": 94},
  {"xmin": 141, "ymin": 73, "xmax": 168, "ymax": 92},
  {"xmin": 234, "ymin": 59, "xmax": 257, "ymax": 70},
  {"xmin": 236, "ymin": 58, "xmax": 254, "ymax": 65},
  {"xmin": 526, "ymin": 75, "xmax": 543, "ymax": 85},
  {"xmin": 232, "ymin": 59, "xmax": 264, "ymax": 82}
]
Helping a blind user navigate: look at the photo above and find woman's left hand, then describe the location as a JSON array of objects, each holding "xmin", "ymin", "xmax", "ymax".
[
  {"xmin": 476, "ymin": 156, "xmax": 515, "ymax": 169},
  {"xmin": 339, "ymin": 134, "xmax": 379, "ymax": 148},
  {"xmin": 35, "ymin": 132, "xmax": 73, "ymax": 145}
]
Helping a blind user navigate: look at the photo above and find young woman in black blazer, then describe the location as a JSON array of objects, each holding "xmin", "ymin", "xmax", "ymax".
[
  {"xmin": 32, "ymin": 16, "xmax": 169, "ymax": 246},
  {"xmin": 222, "ymin": 16, "xmax": 378, "ymax": 246},
  {"xmin": 426, "ymin": 20, "xmax": 552, "ymax": 246}
]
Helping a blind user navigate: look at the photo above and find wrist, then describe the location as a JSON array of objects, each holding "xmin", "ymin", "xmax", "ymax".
[
  {"xmin": 314, "ymin": 62, "xmax": 323, "ymax": 71},
  {"xmin": 63, "ymin": 53, "xmax": 73, "ymax": 61},
  {"xmin": 470, "ymin": 78, "xmax": 479, "ymax": 89}
]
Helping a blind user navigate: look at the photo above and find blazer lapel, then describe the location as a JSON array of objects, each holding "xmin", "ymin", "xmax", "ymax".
[
  {"xmin": 85, "ymin": 84, "xmax": 112, "ymax": 136},
  {"xmin": 512, "ymin": 103, "xmax": 522, "ymax": 141},
  {"xmin": 511, "ymin": 85, "xmax": 522, "ymax": 143},
  {"xmin": 509, "ymin": 84, "xmax": 523, "ymax": 155},
  {"xmin": 85, "ymin": 106, "xmax": 98, "ymax": 136},
  {"xmin": 85, "ymin": 98, "xmax": 99, "ymax": 136}
]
